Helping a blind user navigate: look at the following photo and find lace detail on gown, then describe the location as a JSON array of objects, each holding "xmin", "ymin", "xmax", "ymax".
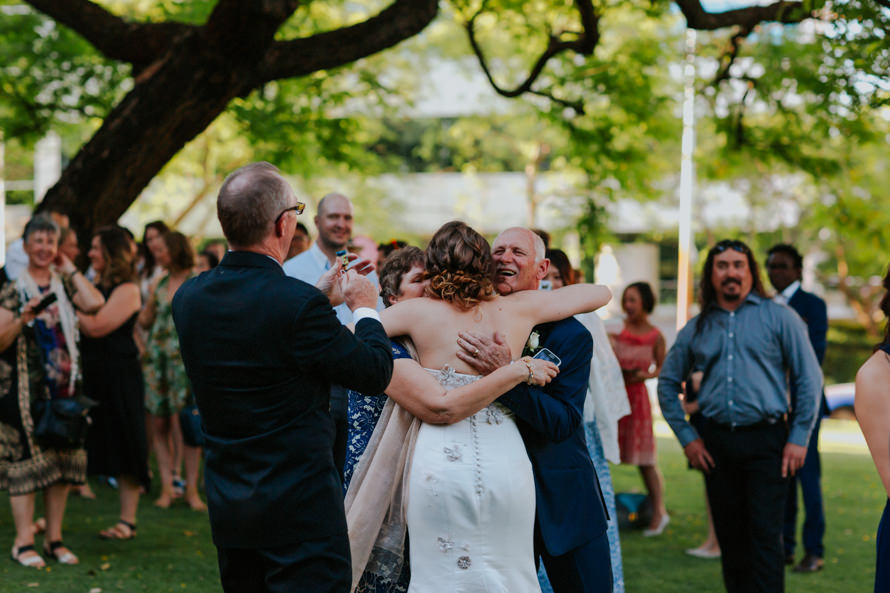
[{"xmin": 406, "ymin": 368, "xmax": 540, "ymax": 593}]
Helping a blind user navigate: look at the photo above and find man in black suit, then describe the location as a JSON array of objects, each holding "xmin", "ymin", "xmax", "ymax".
[
  {"xmin": 767, "ymin": 243, "xmax": 829, "ymax": 574},
  {"xmin": 457, "ymin": 227, "xmax": 612, "ymax": 593},
  {"xmin": 173, "ymin": 162, "xmax": 393, "ymax": 593}
]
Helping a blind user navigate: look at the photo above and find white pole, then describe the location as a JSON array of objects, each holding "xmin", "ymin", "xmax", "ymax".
[{"xmin": 676, "ymin": 28, "xmax": 697, "ymax": 329}]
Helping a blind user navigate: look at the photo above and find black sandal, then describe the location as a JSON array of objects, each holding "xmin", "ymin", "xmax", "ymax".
[
  {"xmin": 10, "ymin": 544, "xmax": 45, "ymax": 568},
  {"xmin": 43, "ymin": 540, "xmax": 78, "ymax": 565}
]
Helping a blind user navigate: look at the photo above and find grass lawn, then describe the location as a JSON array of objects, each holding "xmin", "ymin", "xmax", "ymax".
[
  {"xmin": 613, "ymin": 419, "xmax": 884, "ymax": 593},
  {"xmin": 0, "ymin": 419, "xmax": 883, "ymax": 592}
]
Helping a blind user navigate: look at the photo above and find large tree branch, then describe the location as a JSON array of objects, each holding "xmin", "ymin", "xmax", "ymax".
[
  {"xmin": 23, "ymin": 0, "xmax": 196, "ymax": 71},
  {"xmin": 255, "ymin": 0, "xmax": 438, "ymax": 83},
  {"xmin": 675, "ymin": 0, "xmax": 812, "ymax": 30},
  {"xmin": 463, "ymin": 0, "xmax": 599, "ymax": 114},
  {"xmin": 711, "ymin": 24, "xmax": 754, "ymax": 86}
]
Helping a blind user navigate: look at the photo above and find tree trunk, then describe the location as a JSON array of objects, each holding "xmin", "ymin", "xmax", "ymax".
[{"xmin": 33, "ymin": 0, "xmax": 439, "ymax": 240}]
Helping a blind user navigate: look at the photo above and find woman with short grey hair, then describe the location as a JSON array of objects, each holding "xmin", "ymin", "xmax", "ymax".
[{"xmin": 0, "ymin": 214, "xmax": 103, "ymax": 568}]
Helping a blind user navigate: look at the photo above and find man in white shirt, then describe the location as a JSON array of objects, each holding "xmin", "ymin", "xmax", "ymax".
[
  {"xmin": 283, "ymin": 193, "xmax": 380, "ymax": 473},
  {"xmin": 283, "ymin": 193, "xmax": 380, "ymax": 324}
]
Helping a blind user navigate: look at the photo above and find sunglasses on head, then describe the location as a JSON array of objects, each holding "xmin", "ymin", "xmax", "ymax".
[{"xmin": 712, "ymin": 240, "xmax": 750, "ymax": 255}]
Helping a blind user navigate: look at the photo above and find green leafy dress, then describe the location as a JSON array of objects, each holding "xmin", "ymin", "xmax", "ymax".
[{"xmin": 144, "ymin": 274, "xmax": 192, "ymax": 417}]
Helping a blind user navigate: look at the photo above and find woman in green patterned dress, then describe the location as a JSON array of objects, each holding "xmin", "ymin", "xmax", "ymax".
[
  {"xmin": 138, "ymin": 231, "xmax": 204, "ymax": 510},
  {"xmin": 0, "ymin": 215, "xmax": 104, "ymax": 568}
]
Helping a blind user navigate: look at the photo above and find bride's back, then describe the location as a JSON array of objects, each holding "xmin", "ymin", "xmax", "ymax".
[
  {"xmin": 405, "ymin": 296, "xmax": 535, "ymax": 374},
  {"xmin": 381, "ymin": 221, "xmax": 535, "ymax": 375}
]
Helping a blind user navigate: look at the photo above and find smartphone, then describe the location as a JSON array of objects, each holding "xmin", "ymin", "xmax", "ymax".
[
  {"xmin": 31, "ymin": 292, "xmax": 58, "ymax": 315},
  {"xmin": 539, "ymin": 279, "xmax": 553, "ymax": 291},
  {"xmin": 335, "ymin": 249, "xmax": 350, "ymax": 268},
  {"xmin": 533, "ymin": 347, "xmax": 561, "ymax": 368}
]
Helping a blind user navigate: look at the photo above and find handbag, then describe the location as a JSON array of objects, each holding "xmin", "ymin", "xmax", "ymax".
[
  {"xmin": 33, "ymin": 396, "xmax": 96, "ymax": 450},
  {"xmin": 179, "ymin": 404, "xmax": 204, "ymax": 447}
]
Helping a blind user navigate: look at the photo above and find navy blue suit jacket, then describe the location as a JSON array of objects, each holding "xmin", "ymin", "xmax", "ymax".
[
  {"xmin": 498, "ymin": 317, "xmax": 609, "ymax": 557},
  {"xmin": 788, "ymin": 288, "xmax": 828, "ymax": 415},
  {"xmin": 172, "ymin": 251, "xmax": 393, "ymax": 549}
]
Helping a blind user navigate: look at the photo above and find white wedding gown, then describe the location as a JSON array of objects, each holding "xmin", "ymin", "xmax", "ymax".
[{"xmin": 406, "ymin": 368, "xmax": 541, "ymax": 593}]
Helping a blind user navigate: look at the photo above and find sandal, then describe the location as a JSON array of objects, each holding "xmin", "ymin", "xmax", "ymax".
[
  {"xmin": 11, "ymin": 544, "xmax": 45, "ymax": 568},
  {"xmin": 99, "ymin": 520, "xmax": 137, "ymax": 540},
  {"xmin": 43, "ymin": 540, "xmax": 79, "ymax": 565}
]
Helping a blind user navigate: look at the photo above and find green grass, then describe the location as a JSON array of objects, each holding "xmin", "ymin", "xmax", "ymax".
[
  {"xmin": 0, "ymin": 482, "xmax": 219, "ymax": 592},
  {"xmin": 824, "ymin": 320, "xmax": 875, "ymax": 385},
  {"xmin": 613, "ymin": 424, "xmax": 883, "ymax": 592},
  {"xmin": 0, "ymin": 421, "xmax": 883, "ymax": 592}
]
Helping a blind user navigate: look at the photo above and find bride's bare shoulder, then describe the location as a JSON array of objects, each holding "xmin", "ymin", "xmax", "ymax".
[{"xmin": 387, "ymin": 296, "xmax": 450, "ymax": 313}]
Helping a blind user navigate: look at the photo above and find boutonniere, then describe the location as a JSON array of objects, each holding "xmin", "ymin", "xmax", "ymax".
[{"xmin": 525, "ymin": 331, "xmax": 541, "ymax": 355}]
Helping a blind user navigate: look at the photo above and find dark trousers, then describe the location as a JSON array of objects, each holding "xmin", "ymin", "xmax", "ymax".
[
  {"xmin": 875, "ymin": 499, "xmax": 890, "ymax": 593},
  {"xmin": 700, "ymin": 418, "xmax": 789, "ymax": 593},
  {"xmin": 784, "ymin": 414, "xmax": 825, "ymax": 558},
  {"xmin": 217, "ymin": 534, "xmax": 351, "ymax": 593},
  {"xmin": 536, "ymin": 525, "xmax": 613, "ymax": 593},
  {"xmin": 330, "ymin": 385, "xmax": 348, "ymax": 476}
]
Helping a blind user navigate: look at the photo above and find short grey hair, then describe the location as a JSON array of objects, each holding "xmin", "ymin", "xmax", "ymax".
[
  {"xmin": 499, "ymin": 226, "xmax": 546, "ymax": 262},
  {"xmin": 23, "ymin": 214, "xmax": 60, "ymax": 242},
  {"xmin": 531, "ymin": 232, "xmax": 546, "ymax": 262},
  {"xmin": 217, "ymin": 162, "xmax": 293, "ymax": 248}
]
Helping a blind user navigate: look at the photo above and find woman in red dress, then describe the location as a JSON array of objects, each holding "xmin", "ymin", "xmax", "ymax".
[{"xmin": 611, "ymin": 282, "xmax": 668, "ymax": 536}]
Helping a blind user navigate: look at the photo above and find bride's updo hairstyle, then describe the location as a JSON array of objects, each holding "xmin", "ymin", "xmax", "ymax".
[{"xmin": 425, "ymin": 221, "xmax": 495, "ymax": 310}]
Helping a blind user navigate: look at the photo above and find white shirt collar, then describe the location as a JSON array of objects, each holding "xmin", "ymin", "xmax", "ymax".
[{"xmin": 774, "ymin": 280, "xmax": 800, "ymax": 305}]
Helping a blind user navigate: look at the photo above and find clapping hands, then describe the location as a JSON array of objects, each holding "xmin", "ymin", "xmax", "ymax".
[{"xmin": 315, "ymin": 253, "xmax": 376, "ymax": 310}]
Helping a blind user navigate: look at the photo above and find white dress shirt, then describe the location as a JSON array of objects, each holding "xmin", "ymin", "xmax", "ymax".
[
  {"xmin": 773, "ymin": 279, "xmax": 800, "ymax": 305},
  {"xmin": 282, "ymin": 242, "xmax": 382, "ymax": 325}
]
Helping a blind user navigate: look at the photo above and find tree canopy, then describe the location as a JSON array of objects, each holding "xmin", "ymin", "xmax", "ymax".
[{"xmin": 4, "ymin": 0, "xmax": 881, "ymax": 238}]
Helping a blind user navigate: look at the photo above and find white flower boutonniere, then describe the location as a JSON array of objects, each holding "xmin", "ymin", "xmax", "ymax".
[{"xmin": 526, "ymin": 331, "xmax": 541, "ymax": 354}]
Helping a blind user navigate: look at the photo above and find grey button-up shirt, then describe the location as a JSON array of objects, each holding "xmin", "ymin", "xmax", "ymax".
[{"xmin": 657, "ymin": 292, "xmax": 822, "ymax": 448}]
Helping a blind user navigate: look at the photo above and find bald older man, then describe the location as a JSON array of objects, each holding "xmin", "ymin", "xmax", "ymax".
[
  {"xmin": 459, "ymin": 227, "xmax": 613, "ymax": 593},
  {"xmin": 173, "ymin": 164, "xmax": 393, "ymax": 593}
]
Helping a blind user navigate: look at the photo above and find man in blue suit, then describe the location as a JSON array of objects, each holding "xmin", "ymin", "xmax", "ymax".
[
  {"xmin": 459, "ymin": 227, "xmax": 612, "ymax": 593},
  {"xmin": 173, "ymin": 163, "xmax": 394, "ymax": 593},
  {"xmin": 767, "ymin": 244, "xmax": 829, "ymax": 574}
]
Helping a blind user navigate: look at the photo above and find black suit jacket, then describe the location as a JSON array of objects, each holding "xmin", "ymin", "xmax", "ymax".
[
  {"xmin": 788, "ymin": 287, "xmax": 828, "ymax": 414},
  {"xmin": 499, "ymin": 318, "xmax": 609, "ymax": 558},
  {"xmin": 172, "ymin": 251, "xmax": 393, "ymax": 548}
]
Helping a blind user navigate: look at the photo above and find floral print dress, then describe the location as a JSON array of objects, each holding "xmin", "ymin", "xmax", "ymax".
[{"xmin": 144, "ymin": 274, "xmax": 191, "ymax": 416}]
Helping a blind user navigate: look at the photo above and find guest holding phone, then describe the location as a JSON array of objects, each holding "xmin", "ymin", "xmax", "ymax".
[{"xmin": 0, "ymin": 215, "xmax": 104, "ymax": 568}]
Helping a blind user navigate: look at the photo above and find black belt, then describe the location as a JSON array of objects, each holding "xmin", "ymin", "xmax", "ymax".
[{"xmin": 704, "ymin": 415, "xmax": 786, "ymax": 432}]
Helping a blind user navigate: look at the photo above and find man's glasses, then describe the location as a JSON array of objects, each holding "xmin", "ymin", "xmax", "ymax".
[
  {"xmin": 711, "ymin": 240, "xmax": 750, "ymax": 255},
  {"xmin": 274, "ymin": 202, "xmax": 305, "ymax": 225}
]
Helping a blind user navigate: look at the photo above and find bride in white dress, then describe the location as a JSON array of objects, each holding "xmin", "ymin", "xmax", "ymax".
[{"xmin": 372, "ymin": 221, "xmax": 611, "ymax": 592}]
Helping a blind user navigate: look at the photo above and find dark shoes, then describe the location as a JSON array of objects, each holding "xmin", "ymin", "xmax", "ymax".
[{"xmin": 792, "ymin": 554, "xmax": 824, "ymax": 573}]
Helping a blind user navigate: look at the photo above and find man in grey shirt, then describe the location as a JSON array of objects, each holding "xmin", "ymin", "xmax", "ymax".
[{"xmin": 658, "ymin": 239, "xmax": 821, "ymax": 593}]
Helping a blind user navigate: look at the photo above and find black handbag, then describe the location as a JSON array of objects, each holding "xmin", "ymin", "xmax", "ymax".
[
  {"xmin": 33, "ymin": 396, "xmax": 96, "ymax": 450},
  {"xmin": 179, "ymin": 404, "xmax": 204, "ymax": 447}
]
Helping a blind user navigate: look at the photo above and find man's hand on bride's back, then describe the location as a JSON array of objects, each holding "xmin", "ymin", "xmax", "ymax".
[
  {"xmin": 456, "ymin": 331, "xmax": 512, "ymax": 375},
  {"xmin": 342, "ymin": 270, "xmax": 379, "ymax": 311},
  {"xmin": 521, "ymin": 356, "xmax": 559, "ymax": 386}
]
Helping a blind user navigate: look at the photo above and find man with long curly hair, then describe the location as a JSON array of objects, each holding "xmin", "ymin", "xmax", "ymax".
[{"xmin": 658, "ymin": 238, "xmax": 822, "ymax": 593}]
